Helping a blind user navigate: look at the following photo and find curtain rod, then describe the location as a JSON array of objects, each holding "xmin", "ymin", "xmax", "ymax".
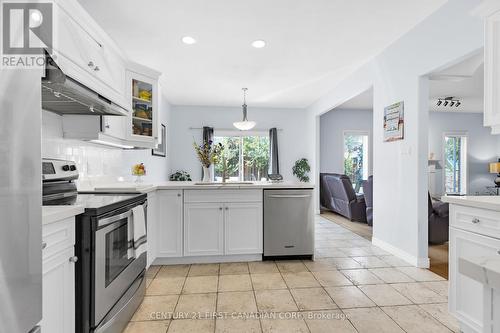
[{"xmin": 188, "ymin": 127, "xmax": 283, "ymax": 131}]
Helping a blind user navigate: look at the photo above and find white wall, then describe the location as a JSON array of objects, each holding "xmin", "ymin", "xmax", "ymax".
[
  {"xmin": 320, "ymin": 108, "xmax": 373, "ymax": 175},
  {"xmin": 42, "ymin": 92, "xmax": 172, "ymax": 184},
  {"xmin": 169, "ymin": 106, "xmax": 310, "ymax": 181},
  {"xmin": 428, "ymin": 112, "xmax": 500, "ymax": 196},
  {"xmin": 307, "ymin": 0, "xmax": 484, "ymax": 267}
]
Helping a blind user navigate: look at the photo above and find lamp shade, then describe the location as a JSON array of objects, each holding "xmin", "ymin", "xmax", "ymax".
[
  {"xmin": 490, "ymin": 162, "xmax": 500, "ymax": 174},
  {"xmin": 233, "ymin": 120, "xmax": 256, "ymax": 131}
]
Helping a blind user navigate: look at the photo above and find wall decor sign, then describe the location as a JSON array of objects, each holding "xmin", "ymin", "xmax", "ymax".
[
  {"xmin": 383, "ymin": 101, "xmax": 404, "ymax": 142},
  {"xmin": 152, "ymin": 124, "xmax": 166, "ymax": 157}
]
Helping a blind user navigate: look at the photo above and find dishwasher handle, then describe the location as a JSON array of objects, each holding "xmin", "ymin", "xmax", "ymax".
[{"xmin": 267, "ymin": 194, "xmax": 311, "ymax": 198}]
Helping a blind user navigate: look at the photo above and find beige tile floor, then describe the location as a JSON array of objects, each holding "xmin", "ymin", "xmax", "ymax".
[{"xmin": 125, "ymin": 216, "xmax": 459, "ymax": 333}]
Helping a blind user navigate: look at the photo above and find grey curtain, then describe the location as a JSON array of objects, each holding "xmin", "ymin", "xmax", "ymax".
[
  {"xmin": 202, "ymin": 126, "xmax": 214, "ymax": 145},
  {"xmin": 268, "ymin": 127, "xmax": 280, "ymax": 175},
  {"xmin": 202, "ymin": 126, "xmax": 214, "ymax": 180}
]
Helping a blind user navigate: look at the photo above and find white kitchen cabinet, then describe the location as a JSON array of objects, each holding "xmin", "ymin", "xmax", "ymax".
[
  {"xmin": 52, "ymin": 1, "xmax": 128, "ymax": 110},
  {"xmin": 184, "ymin": 203, "xmax": 225, "ymax": 256},
  {"xmin": 473, "ymin": 1, "xmax": 500, "ymax": 134},
  {"xmin": 146, "ymin": 191, "xmax": 157, "ymax": 267},
  {"xmin": 449, "ymin": 226, "xmax": 500, "ymax": 333},
  {"xmin": 41, "ymin": 217, "xmax": 76, "ymax": 333},
  {"xmin": 157, "ymin": 190, "xmax": 183, "ymax": 258},
  {"xmin": 126, "ymin": 64, "xmax": 161, "ymax": 148},
  {"xmin": 224, "ymin": 202, "xmax": 263, "ymax": 255}
]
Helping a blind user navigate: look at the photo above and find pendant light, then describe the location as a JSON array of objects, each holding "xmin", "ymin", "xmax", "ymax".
[{"xmin": 233, "ymin": 88, "xmax": 256, "ymax": 131}]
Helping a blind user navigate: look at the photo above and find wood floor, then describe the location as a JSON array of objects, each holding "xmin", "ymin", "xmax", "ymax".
[{"xmin": 320, "ymin": 211, "xmax": 449, "ymax": 279}]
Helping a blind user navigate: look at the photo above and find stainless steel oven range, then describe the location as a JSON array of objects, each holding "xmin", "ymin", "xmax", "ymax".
[{"xmin": 42, "ymin": 159, "xmax": 147, "ymax": 333}]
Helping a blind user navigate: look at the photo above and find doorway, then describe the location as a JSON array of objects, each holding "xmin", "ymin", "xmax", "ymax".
[
  {"xmin": 319, "ymin": 87, "xmax": 374, "ymax": 237},
  {"xmin": 426, "ymin": 51, "xmax": 485, "ymax": 278}
]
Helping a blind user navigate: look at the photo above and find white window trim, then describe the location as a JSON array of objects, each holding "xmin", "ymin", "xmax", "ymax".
[
  {"xmin": 342, "ymin": 130, "xmax": 370, "ymax": 181},
  {"xmin": 214, "ymin": 130, "xmax": 269, "ymax": 181},
  {"xmin": 442, "ymin": 131, "xmax": 468, "ymax": 195}
]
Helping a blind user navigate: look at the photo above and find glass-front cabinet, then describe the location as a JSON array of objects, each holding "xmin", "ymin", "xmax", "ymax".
[{"xmin": 126, "ymin": 64, "xmax": 161, "ymax": 148}]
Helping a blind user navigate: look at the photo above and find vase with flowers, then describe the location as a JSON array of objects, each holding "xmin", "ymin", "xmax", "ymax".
[{"xmin": 193, "ymin": 139, "xmax": 223, "ymax": 182}]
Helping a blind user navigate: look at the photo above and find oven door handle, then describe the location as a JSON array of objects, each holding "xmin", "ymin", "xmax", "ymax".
[{"xmin": 98, "ymin": 210, "xmax": 132, "ymax": 228}]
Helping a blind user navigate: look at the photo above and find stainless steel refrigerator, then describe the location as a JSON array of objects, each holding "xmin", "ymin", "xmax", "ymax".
[{"xmin": 0, "ymin": 69, "xmax": 43, "ymax": 333}]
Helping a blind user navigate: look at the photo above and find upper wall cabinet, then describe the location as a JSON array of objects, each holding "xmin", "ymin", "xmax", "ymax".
[
  {"xmin": 126, "ymin": 63, "xmax": 162, "ymax": 148},
  {"xmin": 474, "ymin": 1, "xmax": 500, "ymax": 134},
  {"xmin": 51, "ymin": 0, "xmax": 128, "ymax": 110}
]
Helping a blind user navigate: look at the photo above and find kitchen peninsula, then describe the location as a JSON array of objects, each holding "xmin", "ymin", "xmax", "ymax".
[
  {"xmin": 442, "ymin": 195, "xmax": 500, "ymax": 333},
  {"xmin": 84, "ymin": 181, "xmax": 315, "ymax": 266}
]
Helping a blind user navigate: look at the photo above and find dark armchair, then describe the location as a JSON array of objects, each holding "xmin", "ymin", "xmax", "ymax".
[
  {"xmin": 363, "ymin": 175, "xmax": 373, "ymax": 226},
  {"xmin": 428, "ymin": 193, "xmax": 449, "ymax": 244},
  {"xmin": 320, "ymin": 173, "xmax": 367, "ymax": 222}
]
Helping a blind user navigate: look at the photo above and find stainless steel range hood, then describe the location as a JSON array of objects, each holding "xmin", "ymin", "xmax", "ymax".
[{"xmin": 41, "ymin": 56, "xmax": 128, "ymax": 116}]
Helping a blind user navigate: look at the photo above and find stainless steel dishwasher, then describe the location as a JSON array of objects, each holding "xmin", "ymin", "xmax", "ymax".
[{"xmin": 263, "ymin": 189, "xmax": 314, "ymax": 259}]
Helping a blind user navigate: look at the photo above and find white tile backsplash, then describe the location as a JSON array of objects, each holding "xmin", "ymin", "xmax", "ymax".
[{"xmin": 42, "ymin": 110, "xmax": 169, "ymax": 185}]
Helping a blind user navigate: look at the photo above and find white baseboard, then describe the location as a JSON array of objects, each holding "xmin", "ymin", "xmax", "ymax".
[
  {"xmin": 152, "ymin": 254, "xmax": 262, "ymax": 265},
  {"xmin": 372, "ymin": 237, "xmax": 430, "ymax": 268}
]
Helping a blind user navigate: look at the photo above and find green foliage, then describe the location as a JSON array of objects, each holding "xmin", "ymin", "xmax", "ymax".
[
  {"xmin": 214, "ymin": 136, "xmax": 270, "ymax": 181},
  {"xmin": 169, "ymin": 170, "xmax": 192, "ymax": 181},
  {"xmin": 292, "ymin": 158, "xmax": 310, "ymax": 182},
  {"xmin": 343, "ymin": 134, "xmax": 365, "ymax": 192}
]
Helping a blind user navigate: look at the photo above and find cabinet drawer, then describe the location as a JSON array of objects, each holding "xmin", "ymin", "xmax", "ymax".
[
  {"xmin": 450, "ymin": 204, "xmax": 500, "ymax": 239},
  {"xmin": 184, "ymin": 189, "xmax": 262, "ymax": 203},
  {"xmin": 42, "ymin": 218, "xmax": 75, "ymax": 260}
]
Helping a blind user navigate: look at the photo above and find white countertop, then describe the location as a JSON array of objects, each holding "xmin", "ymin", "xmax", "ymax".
[
  {"xmin": 83, "ymin": 181, "xmax": 315, "ymax": 193},
  {"xmin": 42, "ymin": 205, "xmax": 84, "ymax": 225},
  {"xmin": 441, "ymin": 195, "xmax": 500, "ymax": 211},
  {"xmin": 459, "ymin": 256, "xmax": 500, "ymax": 290}
]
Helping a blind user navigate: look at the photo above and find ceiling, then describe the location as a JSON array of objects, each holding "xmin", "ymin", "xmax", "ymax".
[
  {"xmin": 79, "ymin": 0, "xmax": 447, "ymax": 108},
  {"xmin": 329, "ymin": 53, "xmax": 484, "ymax": 113},
  {"xmin": 429, "ymin": 52, "xmax": 484, "ymax": 113},
  {"xmin": 336, "ymin": 88, "xmax": 373, "ymax": 110}
]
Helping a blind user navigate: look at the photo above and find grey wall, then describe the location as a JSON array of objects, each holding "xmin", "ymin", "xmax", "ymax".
[
  {"xmin": 169, "ymin": 106, "xmax": 310, "ymax": 181},
  {"xmin": 320, "ymin": 108, "xmax": 373, "ymax": 175},
  {"xmin": 428, "ymin": 112, "xmax": 500, "ymax": 195}
]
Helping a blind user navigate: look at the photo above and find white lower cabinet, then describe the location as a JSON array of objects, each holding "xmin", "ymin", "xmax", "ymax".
[
  {"xmin": 153, "ymin": 189, "xmax": 263, "ymax": 261},
  {"xmin": 184, "ymin": 203, "xmax": 225, "ymax": 256},
  {"xmin": 157, "ymin": 190, "xmax": 183, "ymax": 258},
  {"xmin": 225, "ymin": 202, "xmax": 263, "ymax": 255},
  {"xmin": 449, "ymin": 226, "xmax": 500, "ymax": 333},
  {"xmin": 41, "ymin": 218, "xmax": 76, "ymax": 333}
]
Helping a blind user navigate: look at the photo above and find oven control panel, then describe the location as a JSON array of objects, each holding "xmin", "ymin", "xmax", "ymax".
[{"xmin": 42, "ymin": 158, "xmax": 79, "ymax": 181}]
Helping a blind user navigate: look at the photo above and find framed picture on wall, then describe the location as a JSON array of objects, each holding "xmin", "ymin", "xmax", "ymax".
[
  {"xmin": 383, "ymin": 101, "xmax": 404, "ymax": 142},
  {"xmin": 152, "ymin": 124, "xmax": 166, "ymax": 157}
]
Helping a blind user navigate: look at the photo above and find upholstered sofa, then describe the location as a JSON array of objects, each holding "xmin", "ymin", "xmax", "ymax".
[
  {"xmin": 320, "ymin": 173, "xmax": 367, "ymax": 222},
  {"xmin": 428, "ymin": 193, "xmax": 449, "ymax": 244},
  {"xmin": 362, "ymin": 175, "xmax": 373, "ymax": 226}
]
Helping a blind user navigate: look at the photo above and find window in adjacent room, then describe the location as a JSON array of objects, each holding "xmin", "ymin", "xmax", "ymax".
[
  {"xmin": 444, "ymin": 133, "xmax": 467, "ymax": 195},
  {"xmin": 214, "ymin": 132, "xmax": 270, "ymax": 181},
  {"xmin": 343, "ymin": 131, "xmax": 369, "ymax": 192}
]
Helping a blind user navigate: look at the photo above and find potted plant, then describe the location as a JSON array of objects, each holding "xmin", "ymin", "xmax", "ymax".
[
  {"xmin": 292, "ymin": 158, "xmax": 311, "ymax": 182},
  {"xmin": 169, "ymin": 171, "xmax": 192, "ymax": 181},
  {"xmin": 193, "ymin": 139, "xmax": 223, "ymax": 182}
]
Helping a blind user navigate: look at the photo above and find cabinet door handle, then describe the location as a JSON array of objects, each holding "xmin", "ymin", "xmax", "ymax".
[
  {"xmin": 177, "ymin": 193, "xmax": 181, "ymax": 197},
  {"xmin": 88, "ymin": 61, "xmax": 94, "ymax": 68},
  {"xmin": 69, "ymin": 256, "xmax": 78, "ymax": 263},
  {"xmin": 219, "ymin": 207, "xmax": 223, "ymax": 211},
  {"xmin": 94, "ymin": 66, "xmax": 100, "ymax": 72},
  {"xmin": 42, "ymin": 242, "xmax": 47, "ymax": 250},
  {"xmin": 472, "ymin": 218, "xmax": 480, "ymax": 224},
  {"xmin": 225, "ymin": 207, "xmax": 229, "ymax": 211},
  {"xmin": 105, "ymin": 124, "xmax": 110, "ymax": 129}
]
